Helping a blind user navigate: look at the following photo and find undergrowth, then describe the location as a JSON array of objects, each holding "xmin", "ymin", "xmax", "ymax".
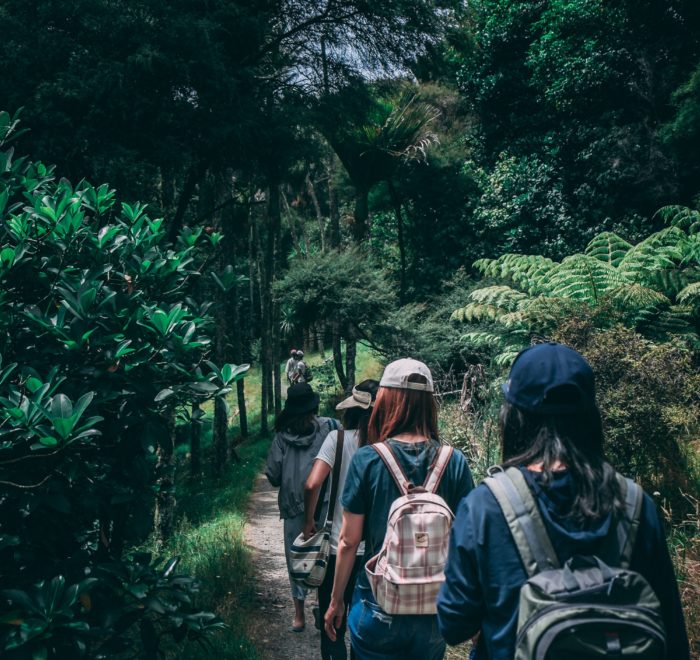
[{"xmin": 162, "ymin": 429, "xmax": 270, "ymax": 659}]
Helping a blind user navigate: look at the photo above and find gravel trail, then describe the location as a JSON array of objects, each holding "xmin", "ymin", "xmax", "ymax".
[{"xmin": 245, "ymin": 474, "xmax": 322, "ymax": 660}]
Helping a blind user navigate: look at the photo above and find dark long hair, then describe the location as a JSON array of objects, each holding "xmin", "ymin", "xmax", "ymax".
[
  {"xmin": 274, "ymin": 410, "xmax": 317, "ymax": 435},
  {"xmin": 500, "ymin": 401, "xmax": 622, "ymax": 522},
  {"xmin": 367, "ymin": 375, "xmax": 438, "ymax": 445},
  {"xmin": 340, "ymin": 379, "xmax": 380, "ymax": 447}
]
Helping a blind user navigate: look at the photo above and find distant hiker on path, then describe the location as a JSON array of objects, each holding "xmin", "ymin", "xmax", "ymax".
[
  {"xmin": 437, "ymin": 342, "xmax": 690, "ymax": 660},
  {"xmin": 292, "ymin": 349, "xmax": 308, "ymax": 384},
  {"xmin": 265, "ymin": 383, "xmax": 340, "ymax": 633},
  {"xmin": 324, "ymin": 358, "xmax": 474, "ymax": 660},
  {"xmin": 285, "ymin": 349, "xmax": 299, "ymax": 385},
  {"xmin": 303, "ymin": 379, "xmax": 380, "ymax": 660}
]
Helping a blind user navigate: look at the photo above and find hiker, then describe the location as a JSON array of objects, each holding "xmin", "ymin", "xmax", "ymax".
[
  {"xmin": 265, "ymin": 383, "xmax": 341, "ymax": 633},
  {"xmin": 292, "ymin": 349, "xmax": 307, "ymax": 384},
  {"xmin": 303, "ymin": 379, "xmax": 380, "ymax": 660},
  {"xmin": 285, "ymin": 349, "xmax": 299, "ymax": 385},
  {"xmin": 437, "ymin": 342, "xmax": 690, "ymax": 660},
  {"xmin": 324, "ymin": 358, "xmax": 474, "ymax": 660}
]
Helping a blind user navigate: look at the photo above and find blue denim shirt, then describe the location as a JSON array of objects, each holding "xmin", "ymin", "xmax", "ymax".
[{"xmin": 436, "ymin": 468, "xmax": 690, "ymax": 660}]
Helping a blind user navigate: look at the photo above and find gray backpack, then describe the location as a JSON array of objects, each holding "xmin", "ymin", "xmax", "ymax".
[{"xmin": 484, "ymin": 466, "xmax": 666, "ymax": 659}]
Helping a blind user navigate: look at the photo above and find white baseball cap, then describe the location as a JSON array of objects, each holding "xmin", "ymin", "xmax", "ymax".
[
  {"xmin": 379, "ymin": 358, "xmax": 434, "ymax": 392},
  {"xmin": 336, "ymin": 386, "xmax": 374, "ymax": 410}
]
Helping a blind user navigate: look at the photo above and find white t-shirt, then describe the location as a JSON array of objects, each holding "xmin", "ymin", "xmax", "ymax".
[{"xmin": 315, "ymin": 429, "xmax": 365, "ymax": 555}]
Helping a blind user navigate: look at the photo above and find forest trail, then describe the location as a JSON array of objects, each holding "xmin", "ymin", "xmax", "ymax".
[{"xmin": 245, "ymin": 474, "xmax": 322, "ymax": 660}]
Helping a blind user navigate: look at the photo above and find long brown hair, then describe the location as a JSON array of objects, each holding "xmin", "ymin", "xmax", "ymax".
[{"xmin": 366, "ymin": 375, "xmax": 438, "ymax": 445}]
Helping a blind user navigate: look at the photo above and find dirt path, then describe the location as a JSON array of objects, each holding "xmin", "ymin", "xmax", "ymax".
[{"xmin": 245, "ymin": 474, "xmax": 323, "ymax": 660}]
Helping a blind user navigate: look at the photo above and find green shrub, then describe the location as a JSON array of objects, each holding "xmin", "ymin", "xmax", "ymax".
[{"xmin": 0, "ymin": 110, "xmax": 240, "ymax": 657}]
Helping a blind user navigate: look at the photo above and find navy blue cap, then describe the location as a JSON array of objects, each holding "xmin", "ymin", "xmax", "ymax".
[{"xmin": 502, "ymin": 343, "xmax": 596, "ymax": 414}]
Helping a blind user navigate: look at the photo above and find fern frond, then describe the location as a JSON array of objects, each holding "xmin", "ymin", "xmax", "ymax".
[
  {"xmin": 451, "ymin": 303, "xmax": 506, "ymax": 323},
  {"xmin": 617, "ymin": 229, "xmax": 686, "ymax": 286},
  {"xmin": 637, "ymin": 304, "xmax": 695, "ymax": 338},
  {"xmin": 468, "ymin": 285, "xmax": 529, "ymax": 310},
  {"xmin": 606, "ymin": 284, "xmax": 670, "ymax": 309},
  {"xmin": 677, "ymin": 281, "xmax": 700, "ymax": 304},
  {"xmin": 494, "ymin": 347, "xmax": 523, "ymax": 367},
  {"xmin": 539, "ymin": 255, "xmax": 623, "ymax": 303},
  {"xmin": 585, "ymin": 232, "xmax": 632, "ymax": 267},
  {"xmin": 655, "ymin": 205, "xmax": 700, "ymax": 235},
  {"xmin": 473, "ymin": 254, "xmax": 556, "ymax": 294}
]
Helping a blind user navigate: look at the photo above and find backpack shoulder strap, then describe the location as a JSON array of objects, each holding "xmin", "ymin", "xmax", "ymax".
[
  {"xmin": 484, "ymin": 466, "xmax": 560, "ymax": 577},
  {"xmin": 614, "ymin": 473, "xmax": 643, "ymax": 568},
  {"xmin": 423, "ymin": 445, "xmax": 454, "ymax": 493},
  {"xmin": 323, "ymin": 430, "xmax": 344, "ymax": 529},
  {"xmin": 373, "ymin": 442, "xmax": 410, "ymax": 496}
]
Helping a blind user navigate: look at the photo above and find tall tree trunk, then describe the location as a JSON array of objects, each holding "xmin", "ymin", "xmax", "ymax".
[
  {"xmin": 327, "ymin": 156, "xmax": 341, "ymax": 248},
  {"xmin": 253, "ymin": 218, "xmax": 269, "ymax": 434},
  {"xmin": 273, "ymin": 299, "xmax": 282, "ymax": 415},
  {"xmin": 230, "ymin": 254, "xmax": 248, "ymax": 439},
  {"xmin": 190, "ymin": 402, "xmax": 201, "ymax": 476},
  {"xmin": 306, "ymin": 173, "xmax": 326, "ymax": 251},
  {"xmin": 388, "ymin": 180, "xmax": 407, "ymax": 304},
  {"xmin": 332, "ymin": 320, "xmax": 348, "ymax": 390},
  {"xmin": 353, "ymin": 188, "xmax": 369, "ymax": 243},
  {"xmin": 345, "ymin": 326, "xmax": 357, "ymax": 394},
  {"xmin": 316, "ymin": 323, "xmax": 325, "ymax": 358},
  {"xmin": 168, "ymin": 161, "xmax": 206, "ymax": 242},
  {"xmin": 326, "ymin": 153, "xmax": 340, "ymax": 249},
  {"xmin": 154, "ymin": 411, "xmax": 176, "ymax": 547}
]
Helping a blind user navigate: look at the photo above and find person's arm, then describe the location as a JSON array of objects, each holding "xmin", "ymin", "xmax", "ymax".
[
  {"xmin": 324, "ymin": 510, "xmax": 364, "ymax": 642},
  {"xmin": 437, "ymin": 498, "xmax": 484, "ymax": 645},
  {"xmin": 303, "ymin": 458, "xmax": 332, "ymax": 539},
  {"xmin": 264, "ymin": 436, "xmax": 284, "ymax": 487}
]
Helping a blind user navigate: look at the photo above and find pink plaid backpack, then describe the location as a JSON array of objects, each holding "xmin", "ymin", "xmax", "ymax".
[{"xmin": 364, "ymin": 442, "xmax": 455, "ymax": 615}]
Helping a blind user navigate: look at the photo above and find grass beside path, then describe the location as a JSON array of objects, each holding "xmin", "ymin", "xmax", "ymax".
[{"xmin": 164, "ymin": 431, "xmax": 270, "ymax": 659}]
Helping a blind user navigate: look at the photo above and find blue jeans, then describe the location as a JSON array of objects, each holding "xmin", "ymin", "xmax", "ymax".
[{"xmin": 348, "ymin": 586, "xmax": 446, "ymax": 660}]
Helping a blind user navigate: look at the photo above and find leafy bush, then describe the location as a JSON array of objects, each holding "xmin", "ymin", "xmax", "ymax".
[
  {"xmin": 0, "ymin": 111, "xmax": 240, "ymax": 657},
  {"xmin": 552, "ymin": 319, "xmax": 700, "ymax": 507}
]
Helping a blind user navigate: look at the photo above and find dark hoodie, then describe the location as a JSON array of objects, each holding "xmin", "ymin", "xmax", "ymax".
[
  {"xmin": 265, "ymin": 417, "xmax": 338, "ymax": 519},
  {"xmin": 436, "ymin": 468, "xmax": 689, "ymax": 660}
]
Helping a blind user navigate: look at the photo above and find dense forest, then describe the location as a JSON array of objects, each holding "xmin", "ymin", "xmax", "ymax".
[{"xmin": 1, "ymin": 0, "xmax": 699, "ymax": 657}]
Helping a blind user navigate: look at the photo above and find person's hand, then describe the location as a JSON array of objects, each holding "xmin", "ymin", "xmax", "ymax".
[
  {"xmin": 324, "ymin": 597, "xmax": 344, "ymax": 642},
  {"xmin": 302, "ymin": 521, "xmax": 316, "ymax": 540}
]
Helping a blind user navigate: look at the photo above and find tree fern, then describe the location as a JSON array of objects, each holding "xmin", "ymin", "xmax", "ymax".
[
  {"xmin": 539, "ymin": 255, "xmax": 622, "ymax": 303},
  {"xmin": 473, "ymin": 254, "xmax": 555, "ymax": 294},
  {"xmin": 585, "ymin": 232, "xmax": 632, "ymax": 267},
  {"xmin": 656, "ymin": 205, "xmax": 700, "ymax": 235},
  {"xmin": 678, "ymin": 281, "xmax": 700, "ymax": 304}
]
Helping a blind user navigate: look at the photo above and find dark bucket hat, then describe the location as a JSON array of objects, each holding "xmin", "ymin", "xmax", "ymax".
[
  {"xmin": 284, "ymin": 382, "xmax": 320, "ymax": 415},
  {"xmin": 502, "ymin": 342, "xmax": 596, "ymax": 414}
]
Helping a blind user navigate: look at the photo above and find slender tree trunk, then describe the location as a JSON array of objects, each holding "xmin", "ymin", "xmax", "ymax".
[
  {"xmin": 316, "ymin": 323, "xmax": 325, "ymax": 358},
  {"xmin": 273, "ymin": 299, "xmax": 282, "ymax": 415},
  {"xmin": 154, "ymin": 411, "xmax": 176, "ymax": 547},
  {"xmin": 230, "ymin": 255, "xmax": 248, "ymax": 439},
  {"xmin": 353, "ymin": 188, "xmax": 369, "ymax": 243},
  {"xmin": 332, "ymin": 321, "xmax": 348, "ymax": 390},
  {"xmin": 345, "ymin": 326, "xmax": 357, "ymax": 394},
  {"xmin": 253, "ymin": 218, "xmax": 269, "ymax": 434},
  {"xmin": 327, "ymin": 157, "xmax": 341, "ymax": 248},
  {"xmin": 306, "ymin": 173, "xmax": 326, "ymax": 251},
  {"xmin": 388, "ymin": 180, "xmax": 407, "ymax": 304},
  {"xmin": 190, "ymin": 402, "xmax": 201, "ymax": 476},
  {"xmin": 168, "ymin": 161, "xmax": 206, "ymax": 242}
]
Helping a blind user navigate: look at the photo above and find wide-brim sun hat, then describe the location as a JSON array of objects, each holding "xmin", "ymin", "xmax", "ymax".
[
  {"xmin": 336, "ymin": 386, "xmax": 375, "ymax": 410},
  {"xmin": 379, "ymin": 358, "xmax": 434, "ymax": 393},
  {"xmin": 502, "ymin": 342, "xmax": 596, "ymax": 414},
  {"xmin": 285, "ymin": 382, "xmax": 319, "ymax": 414}
]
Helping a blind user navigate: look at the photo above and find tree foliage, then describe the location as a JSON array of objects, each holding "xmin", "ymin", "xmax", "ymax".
[{"xmin": 0, "ymin": 112, "xmax": 244, "ymax": 657}]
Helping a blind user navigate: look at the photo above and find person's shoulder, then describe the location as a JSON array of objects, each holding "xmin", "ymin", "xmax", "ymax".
[{"xmin": 352, "ymin": 443, "xmax": 380, "ymax": 465}]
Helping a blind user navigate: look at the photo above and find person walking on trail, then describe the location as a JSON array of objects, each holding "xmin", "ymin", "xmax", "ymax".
[
  {"xmin": 437, "ymin": 342, "xmax": 690, "ymax": 660},
  {"xmin": 324, "ymin": 358, "xmax": 474, "ymax": 660},
  {"xmin": 265, "ymin": 383, "xmax": 341, "ymax": 633},
  {"xmin": 285, "ymin": 349, "xmax": 299, "ymax": 385},
  {"xmin": 303, "ymin": 379, "xmax": 380, "ymax": 660},
  {"xmin": 292, "ymin": 349, "xmax": 307, "ymax": 384}
]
